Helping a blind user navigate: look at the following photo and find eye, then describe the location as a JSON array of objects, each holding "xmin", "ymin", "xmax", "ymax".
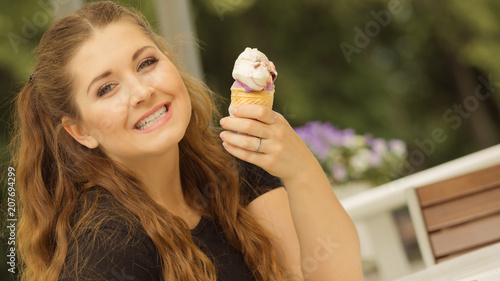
[
  {"xmin": 97, "ymin": 83, "xmax": 116, "ymax": 97},
  {"xmin": 138, "ymin": 57, "xmax": 159, "ymax": 71}
]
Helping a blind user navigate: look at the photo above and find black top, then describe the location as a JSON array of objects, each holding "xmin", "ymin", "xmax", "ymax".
[{"xmin": 59, "ymin": 160, "xmax": 282, "ymax": 281}]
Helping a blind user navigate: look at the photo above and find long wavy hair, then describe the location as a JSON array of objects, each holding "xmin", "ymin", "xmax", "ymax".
[{"xmin": 10, "ymin": 1, "xmax": 288, "ymax": 280}]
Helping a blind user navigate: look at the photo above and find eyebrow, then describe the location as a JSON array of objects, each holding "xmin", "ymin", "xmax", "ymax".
[
  {"xmin": 132, "ymin": 45, "xmax": 154, "ymax": 61},
  {"xmin": 86, "ymin": 45, "xmax": 156, "ymax": 95},
  {"xmin": 87, "ymin": 70, "xmax": 112, "ymax": 95}
]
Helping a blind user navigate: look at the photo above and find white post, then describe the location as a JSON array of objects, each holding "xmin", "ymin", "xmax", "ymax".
[
  {"xmin": 153, "ymin": 0, "xmax": 204, "ymax": 80},
  {"xmin": 406, "ymin": 188, "xmax": 436, "ymax": 267},
  {"xmin": 365, "ymin": 212, "xmax": 412, "ymax": 280}
]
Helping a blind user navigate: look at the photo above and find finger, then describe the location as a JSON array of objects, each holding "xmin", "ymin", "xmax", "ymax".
[
  {"xmin": 220, "ymin": 131, "xmax": 266, "ymax": 154},
  {"xmin": 220, "ymin": 117, "xmax": 271, "ymax": 139},
  {"xmin": 230, "ymin": 105, "xmax": 279, "ymax": 125},
  {"xmin": 222, "ymin": 140, "xmax": 264, "ymax": 163}
]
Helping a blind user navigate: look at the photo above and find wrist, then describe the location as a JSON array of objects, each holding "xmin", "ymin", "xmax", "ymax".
[{"xmin": 281, "ymin": 159, "xmax": 329, "ymax": 190}]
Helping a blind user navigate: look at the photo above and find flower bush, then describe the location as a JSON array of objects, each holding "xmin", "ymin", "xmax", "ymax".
[{"xmin": 294, "ymin": 121, "xmax": 408, "ymax": 186}]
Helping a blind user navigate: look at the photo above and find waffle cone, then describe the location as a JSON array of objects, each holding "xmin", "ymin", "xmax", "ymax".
[{"xmin": 230, "ymin": 87, "xmax": 274, "ymax": 109}]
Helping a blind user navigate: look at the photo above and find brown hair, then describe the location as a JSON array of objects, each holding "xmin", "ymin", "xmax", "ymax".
[{"xmin": 11, "ymin": 1, "xmax": 288, "ymax": 280}]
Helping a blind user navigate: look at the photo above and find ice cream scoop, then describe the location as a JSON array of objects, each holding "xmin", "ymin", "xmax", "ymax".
[
  {"xmin": 230, "ymin": 48, "xmax": 277, "ymax": 113},
  {"xmin": 232, "ymin": 47, "xmax": 277, "ymax": 92}
]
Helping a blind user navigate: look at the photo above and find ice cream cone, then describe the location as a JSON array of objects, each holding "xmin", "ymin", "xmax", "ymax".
[{"xmin": 230, "ymin": 87, "xmax": 275, "ymax": 109}]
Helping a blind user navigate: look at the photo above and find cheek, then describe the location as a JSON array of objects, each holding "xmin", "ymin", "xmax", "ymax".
[
  {"xmin": 149, "ymin": 61, "xmax": 185, "ymax": 91},
  {"xmin": 84, "ymin": 109, "xmax": 120, "ymax": 143},
  {"xmin": 97, "ymin": 117, "xmax": 117, "ymax": 135},
  {"xmin": 145, "ymin": 68, "xmax": 167, "ymax": 87},
  {"xmin": 143, "ymin": 61, "xmax": 172, "ymax": 88},
  {"xmin": 109, "ymin": 94, "xmax": 129, "ymax": 114}
]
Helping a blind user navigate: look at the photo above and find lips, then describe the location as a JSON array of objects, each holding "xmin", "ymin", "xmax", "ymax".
[{"xmin": 134, "ymin": 102, "xmax": 170, "ymax": 130}]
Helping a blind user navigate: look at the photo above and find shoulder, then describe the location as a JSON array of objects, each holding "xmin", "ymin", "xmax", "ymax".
[
  {"xmin": 60, "ymin": 187, "xmax": 162, "ymax": 280},
  {"xmin": 236, "ymin": 158, "xmax": 283, "ymax": 206}
]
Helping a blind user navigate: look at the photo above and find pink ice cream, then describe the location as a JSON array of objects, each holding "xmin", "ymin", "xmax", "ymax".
[{"xmin": 231, "ymin": 47, "xmax": 277, "ymax": 93}]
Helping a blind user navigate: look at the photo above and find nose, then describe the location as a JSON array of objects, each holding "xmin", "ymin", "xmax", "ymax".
[{"xmin": 129, "ymin": 78, "xmax": 154, "ymax": 107}]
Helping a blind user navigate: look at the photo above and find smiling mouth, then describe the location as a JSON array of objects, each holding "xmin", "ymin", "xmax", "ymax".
[{"xmin": 135, "ymin": 105, "xmax": 169, "ymax": 130}]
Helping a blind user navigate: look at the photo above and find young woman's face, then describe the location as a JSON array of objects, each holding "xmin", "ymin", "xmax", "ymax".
[{"xmin": 67, "ymin": 21, "xmax": 192, "ymax": 165}]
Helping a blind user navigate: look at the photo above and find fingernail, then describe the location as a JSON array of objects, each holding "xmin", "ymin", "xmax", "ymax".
[
  {"xmin": 231, "ymin": 107, "xmax": 237, "ymax": 115},
  {"xmin": 220, "ymin": 118, "xmax": 225, "ymax": 126},
  {"xmin": 274, "ymin": 114, "xmax": 277, "ymax": 119},
  {"xmin": 220, "ymin": 131, "xmax": 226, "ymax": 140}
]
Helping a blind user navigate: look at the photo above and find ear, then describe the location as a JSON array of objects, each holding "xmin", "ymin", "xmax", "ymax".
[{"xmin": 62, "ymin": 117, "xmax": 99, "ymax": 149}]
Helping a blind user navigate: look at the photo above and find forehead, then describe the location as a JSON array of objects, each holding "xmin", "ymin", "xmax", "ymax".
[{"xmin": 70, "ymin": 21, "xmax": 156, "ymax": 82}]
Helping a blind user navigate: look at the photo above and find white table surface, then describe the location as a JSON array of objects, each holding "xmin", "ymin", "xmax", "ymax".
[{"xmin": 395, "ymin": 242, "xmax": 500, "ymax": 281}]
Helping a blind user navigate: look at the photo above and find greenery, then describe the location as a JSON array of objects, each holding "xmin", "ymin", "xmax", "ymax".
[
  {"xmin": 193, "ymin": 0, "xmax": 500, "ymax": 172},
  {"xmin": 1, "ymin": 0, "xmax": 500, "ymax": 279}
]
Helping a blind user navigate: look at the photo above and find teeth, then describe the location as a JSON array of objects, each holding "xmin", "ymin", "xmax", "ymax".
[{"xmin": 135, "ymin": 105, "xmax": 168, "ymax": 130}]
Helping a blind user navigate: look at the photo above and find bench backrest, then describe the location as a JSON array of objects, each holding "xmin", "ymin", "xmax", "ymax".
[{"xmin": 407, "ymin": 163, "xmax": 500, "ymax": 266}]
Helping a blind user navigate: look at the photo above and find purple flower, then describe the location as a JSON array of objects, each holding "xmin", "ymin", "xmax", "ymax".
[
  {"xmin": 331, "ymin": 165, "xmax": 347, "ymax": 182},
  {"xmin": 370, "ymin": 138, "xmax": 387, "ymax": 153},
  {"xmin": 323, "ymin": 123, "xmax": 343, "ymax": 146},
  {"xmin": 308, "ymin": 138, "xmax": 330, "ymax": 161},
  {"xmin": 294, "ymin": 122, "xmax": 331, "ymax": 161},
  {"xmin": 295, "ymin": 121, "xmax": 407, "ymax": 184}
]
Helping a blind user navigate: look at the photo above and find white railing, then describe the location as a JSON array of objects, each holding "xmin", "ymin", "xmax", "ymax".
[{"xmin": 340, "ymin": 144, "xmax": 500, "ymax": 281}]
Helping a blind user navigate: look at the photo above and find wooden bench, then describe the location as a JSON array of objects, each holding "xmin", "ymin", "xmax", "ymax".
[{"xmin": 407, "ymin": 163, "xmax": 500, "ymax": 266}]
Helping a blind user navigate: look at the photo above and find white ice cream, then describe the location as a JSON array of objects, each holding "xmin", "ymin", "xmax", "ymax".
[{"xmin": 232, "ymin": 47, "xmax": 277, "ymax": 91}]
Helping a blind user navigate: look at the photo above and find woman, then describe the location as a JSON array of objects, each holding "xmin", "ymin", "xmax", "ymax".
[{"xmin": 12, "ymin": 1, "xmax": 362, "ymax": 280}]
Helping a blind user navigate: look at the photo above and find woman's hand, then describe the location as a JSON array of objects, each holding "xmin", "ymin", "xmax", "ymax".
[{"xmin": 219, "ymin": 105, "xmax": 318, "ymax": 182}]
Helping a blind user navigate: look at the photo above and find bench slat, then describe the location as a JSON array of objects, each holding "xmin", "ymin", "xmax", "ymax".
[
  {"xmin": 429, "ymin": 213, "xmax": 500, "ymax": 258},
  {"xmin": 422, "ymin": 186, "xmax": 500, "ymax": 232},
  {"xmin": 417, "ymin": 164, "xmax": 500, "ymax": 207}
]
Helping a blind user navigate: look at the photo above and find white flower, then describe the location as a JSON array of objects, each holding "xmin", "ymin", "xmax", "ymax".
[
  {"xmin": 349, "ymin": 149, "xmax": 370, "ymax": 174},
  {"xmin": 354, "ymin": 135, "xmax": 366, "ymax": 148},
  {"xmin": 389, "ymin": 139, "xmax": 407, "ymax": 156}
]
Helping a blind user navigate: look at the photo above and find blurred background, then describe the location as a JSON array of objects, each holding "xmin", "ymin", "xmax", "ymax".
[{"xmin": 1, "ymin": 0, "xmax": 500, "ymax": 280}]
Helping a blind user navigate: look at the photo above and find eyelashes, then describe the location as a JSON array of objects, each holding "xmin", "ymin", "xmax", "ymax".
[
  {"xmin": 138, "ymin": 57, "xmax": 159, "ymax": 71},
  {"xmin": 96, "ymin": 57, "xmax": 159, "ymax": 97},
  {"xmin": 97, "ymin": 83, "xmax": 116, "ymax": 97}
]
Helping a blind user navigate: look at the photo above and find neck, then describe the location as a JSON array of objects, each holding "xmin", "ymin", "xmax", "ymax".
[
  {"xmin": 110, "ymin": 144, "xmax": 201, "ymax": 227},
  {"xmin": 126, "ymin": 145, "xmax": 186, "ymax": 213}
]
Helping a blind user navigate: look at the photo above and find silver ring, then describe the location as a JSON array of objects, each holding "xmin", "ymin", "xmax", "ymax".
[{"xmin": 256, "ymin": 138, "xmax": 262, "ymax": 152}]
